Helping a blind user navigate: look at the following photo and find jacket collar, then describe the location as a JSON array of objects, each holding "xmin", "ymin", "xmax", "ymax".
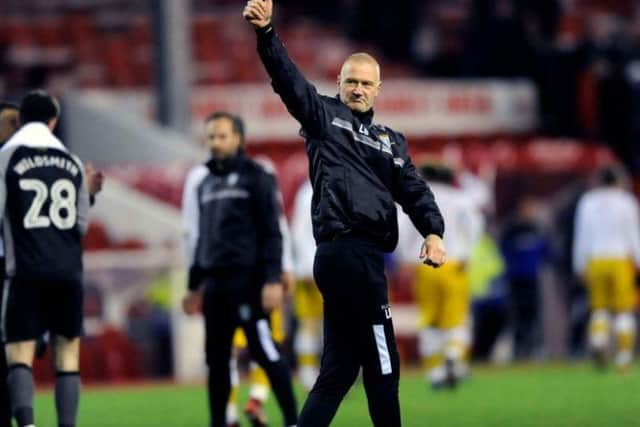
[
  {"xmin": 2, "ymin": 122, "xmax": 67, "ymax": 152},
  {"xmin": 353, "ymin": 106, "xmax": 375, "ymax": 125}
]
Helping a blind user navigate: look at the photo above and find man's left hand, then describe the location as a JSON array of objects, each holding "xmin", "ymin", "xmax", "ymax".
[
  {"xmin": 262, "ymin": 282, "xmax": 283, "ymax": 311},
  {"xmin": 182, "ymin": 288, "xmax": 203, "ymax": 316},
  {"xmin": 420, "ymin": 234, "xmax": 447, "ymax": 267}
]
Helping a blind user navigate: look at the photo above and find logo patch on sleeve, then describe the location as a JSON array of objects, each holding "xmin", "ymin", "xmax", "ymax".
[{"xmin": 381, "ymin": 304, "xmax": 392, "ymax": 319}]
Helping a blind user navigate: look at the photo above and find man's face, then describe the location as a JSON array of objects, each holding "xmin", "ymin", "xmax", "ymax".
[
  {"xmin": 338, "ymin": 61, "xmax": 381, "ymax": 113},
  {"xmin": 205, "ymin": 117, "xmax": 241, "ymax": 159},
  {"xmin": 0, "ymin": 108, "xmax": 19, "ymax": 144}
]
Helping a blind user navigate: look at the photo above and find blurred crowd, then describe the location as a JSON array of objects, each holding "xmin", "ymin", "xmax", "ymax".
[
  {"xmin": 2, "ymin": 0, "xmax": 639, "ymax": 163},
  {"xmin": 272, "ymin": 0, "xmax": 640, "ymax": 173},
  {"xmin": 387, "ymin": 159, "xmax": 639, "ymax": 380}
]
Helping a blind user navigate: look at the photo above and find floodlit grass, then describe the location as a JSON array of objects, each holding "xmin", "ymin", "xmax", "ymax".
[{"xmin": 33, "ymin": 363, "xmax": 639, "ymax": 426}]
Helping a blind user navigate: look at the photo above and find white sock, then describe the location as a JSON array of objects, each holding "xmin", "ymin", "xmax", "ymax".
[{"xmin": 589, "ymin": 310, "xmax": 610, "ymax": 350}]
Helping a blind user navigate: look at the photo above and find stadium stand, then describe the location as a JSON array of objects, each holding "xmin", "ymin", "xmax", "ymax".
[{"xmin": 1, "ymin": 0, "xmax": 638, "ymax": 385}]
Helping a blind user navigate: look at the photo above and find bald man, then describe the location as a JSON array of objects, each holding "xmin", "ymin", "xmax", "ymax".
[{"xmin": 244, "ymin": 2, "xmax": 446, "ymax": 426}]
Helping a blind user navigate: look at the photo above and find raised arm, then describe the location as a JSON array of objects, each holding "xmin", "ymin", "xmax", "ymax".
[{"xmin": 243, "ymin": 0, "xmax": 327, "ymax": 135}]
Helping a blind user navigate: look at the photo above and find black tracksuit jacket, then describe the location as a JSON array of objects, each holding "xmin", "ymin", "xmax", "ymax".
[
  {"xmin": 187, "ymin": 152, "xmax": 283, "ymax": 290},
  {"xmin": 256, "ymin": 26, "xmax": 444, "ymax": 252}
]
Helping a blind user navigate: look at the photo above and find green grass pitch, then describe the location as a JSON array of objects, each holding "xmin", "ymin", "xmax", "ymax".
[{"xmin": 33, "ymin": 363, "xmax": 638, "ymax": 426}]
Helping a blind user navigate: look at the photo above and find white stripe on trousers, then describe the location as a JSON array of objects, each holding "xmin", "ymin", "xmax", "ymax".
[
  {"xmin": 257, "ymin": 319, "xmax": 280, "ymax": 362},
  {"xmin": 1, "ymin": 278, "xmax": 11, "ymax": 342},
  {"xmin": 373, "ymin": 324, "xmax": 392, "ymax": 375}
]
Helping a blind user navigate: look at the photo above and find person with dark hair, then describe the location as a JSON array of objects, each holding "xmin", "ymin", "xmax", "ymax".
[
  {"xmin": 0, "ymin": 95, "xmax": 104, "ymax": 427},
  {"xmin": 244, "ymin": 2, "xmax": 446, "ymax": 425},
  {"xmin": 204, "ymin": 111, "xmax": 246, "ymax": 142},
  {"xmin": 0, "ymin": 90, "xmax": 91, "ymax": 427},
  {"xmin": 181, "ymin": 111, "xmax": 298, "ymax": 427},
  {"xmin": 573, "ymin": 165, "xmax": 640, "ymax": 372},
  {"xmin": 18, "ymin": 90, "xmax": 60, "ymax": 126},
  {"xmin": 0, "ymin": 101, "xmax": 42, "ymax": 427}
]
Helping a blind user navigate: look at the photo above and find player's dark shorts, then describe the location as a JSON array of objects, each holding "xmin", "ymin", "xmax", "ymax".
[{"xmin": 2, "ymin": 276, "xmax": 83, "ymax": 343}]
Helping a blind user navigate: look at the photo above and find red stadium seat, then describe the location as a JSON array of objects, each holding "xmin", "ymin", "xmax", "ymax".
[
  {"xmin": 5, "ymin": 18, "xmax": 35, "ymax": 46},
  {"xmin": 0, "ymin": 9, "xmax": 428, "ymax": 88},
  {"xmin": 104, "ymin": 35, "xmax": 135, "ymax": 87},
  {"xmin": 97, "ymin": 328, "xmax": 143, "ymax": 381},
  {"xmin": 34, "ymin": 18, "xmax": 65, "ymax": 47},
  {"xmin": 84, "ymin": 221, "xmax": 113, "ymax": 251}
]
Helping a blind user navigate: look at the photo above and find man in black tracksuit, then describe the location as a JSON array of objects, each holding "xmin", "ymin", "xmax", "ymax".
[
  {"xmin": 182, "ymin": 112, "xmax": 297, "ymax": 427},
  {"xmin": 244, "ymin": 2, "xmax": 447, "ymax": 426}
]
